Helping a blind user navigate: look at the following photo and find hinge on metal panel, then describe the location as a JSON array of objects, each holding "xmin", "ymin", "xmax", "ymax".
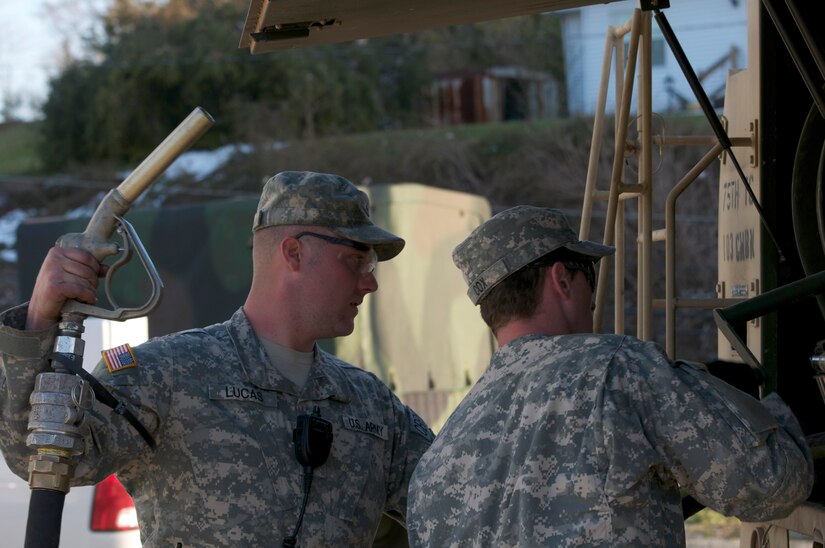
[
  {"xmin": 251, "ymin": 19, "xmax": 339, "ymax": 42},
  {"xmin": 721, "ymin": 116, "xmax": 729, "ymax": 165},
  {"xmin": 749, "ymin": 119, "xmax": 759, "ymax": 167},
  {"xmin": 749, "ymin": 278, "xmax": 760, "ymax": 326}
]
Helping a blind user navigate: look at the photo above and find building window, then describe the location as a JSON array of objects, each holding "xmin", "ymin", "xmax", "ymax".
[
  {"xmin": 612, "ymin": 9, "xmax": 666, "ymax": 67},
  {"xmin": 651, "ymin": 37, "xmax": 665, "ymax": 66}
]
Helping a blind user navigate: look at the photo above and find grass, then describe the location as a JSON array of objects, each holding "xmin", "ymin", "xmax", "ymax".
[
  {"xmin": 0, "ymin": 122, "xmax": 44, "ymax": 175},
  {"xmin": 685, "ymin": 508, "xmax": 741, "ymax": 539}
]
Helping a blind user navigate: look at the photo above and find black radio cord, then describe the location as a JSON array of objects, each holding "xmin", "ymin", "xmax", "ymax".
[{"xmin": 282, "ymin": 466, "xmax": 314, "ymax": 548}]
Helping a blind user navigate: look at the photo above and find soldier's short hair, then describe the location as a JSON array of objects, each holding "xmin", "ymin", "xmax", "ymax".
[
  {"xmin": 479, "ymin": 247, "xmax": 597, "ymax": 332},
  {"xmin": 480, "ymin": 266, "xmax": 546, "ymax": 333}
]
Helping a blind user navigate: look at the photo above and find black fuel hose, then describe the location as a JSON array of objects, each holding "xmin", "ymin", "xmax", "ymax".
[{"xmin": 25, "ymin": 488, "xmax": 66, "ymax": 548}]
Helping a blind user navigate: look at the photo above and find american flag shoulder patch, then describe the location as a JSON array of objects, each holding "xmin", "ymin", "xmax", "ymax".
[{"xmin": 102, "ymin": 344, "xmax": 139, "ymax": 374}]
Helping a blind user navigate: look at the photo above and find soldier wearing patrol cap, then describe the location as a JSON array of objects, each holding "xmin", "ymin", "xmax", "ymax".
[
  {"xmin": 0, "ymin": 171, "xmax": 434, "ymax": 546},
  {"xmin": 407, "ymin": 205, "xmax": 813, "ymax": 547}
]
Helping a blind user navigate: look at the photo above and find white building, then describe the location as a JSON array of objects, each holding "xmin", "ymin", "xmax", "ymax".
[{"xmin": 559, "ymin": 0, "xmax": 747, "ymax": 115}]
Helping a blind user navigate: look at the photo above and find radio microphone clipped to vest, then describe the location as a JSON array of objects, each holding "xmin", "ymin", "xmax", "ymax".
[{"xmin": 283, "ymin": 406, "xmax": 333, "ymax": 547}]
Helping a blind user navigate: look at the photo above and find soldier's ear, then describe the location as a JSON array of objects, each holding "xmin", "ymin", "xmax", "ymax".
[
  {"xmin": 282, "ymin": 236, "xmax": 303, "ymax": 271},
  {"xmin": 547, "ymin": 262, "xmax": 573, "ymax": 299}
]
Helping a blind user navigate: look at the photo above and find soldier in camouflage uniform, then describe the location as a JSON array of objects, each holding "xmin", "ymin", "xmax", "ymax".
[
  {"xmin": 407, "ymin": 205, "xmax": 813, "ymax": 547},
  {"xmin": 0, "ymin": 171, "xmax": 434, "ymax": 547}
]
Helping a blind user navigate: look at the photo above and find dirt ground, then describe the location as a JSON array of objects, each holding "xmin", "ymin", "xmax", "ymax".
[{"xmin": 686, "ymin": 537, "xmax": 739, "ymax": 548}]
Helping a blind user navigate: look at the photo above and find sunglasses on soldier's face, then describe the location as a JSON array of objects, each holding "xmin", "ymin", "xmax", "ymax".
[
  {"xmin": 294, "ymin": 231, "xmax": 378, "ymax": 275},
  {"xmin": 527, "ymin": 256, "xmax": 597, "ymax": 292}
]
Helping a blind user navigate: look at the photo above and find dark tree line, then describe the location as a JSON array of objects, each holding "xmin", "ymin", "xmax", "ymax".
[{"xmin": 38, "ymin": 0, "xmax": 564, "ymax": 170}]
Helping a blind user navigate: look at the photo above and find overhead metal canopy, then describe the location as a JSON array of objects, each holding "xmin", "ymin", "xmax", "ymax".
[{"xmin": 240, "ymin": 0, "xmax": 618, "ymax": 53}]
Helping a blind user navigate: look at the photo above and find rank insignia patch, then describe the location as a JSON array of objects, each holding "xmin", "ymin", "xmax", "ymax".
[
  {"xmin": 102, "ymin": 344, "xmax": 138, "ymax": 374},
  {"xmin": 407, "ymin": 406, "xmax": 435, "ymax": 442}
]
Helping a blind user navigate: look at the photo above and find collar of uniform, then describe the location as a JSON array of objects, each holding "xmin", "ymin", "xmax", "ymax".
[
  {"xmin": 301, "ymin": 349, "xmax": 353, "ymax": 403},
  {"xmin": 227, "ymin": 309, "xmax": 350, "ymax": 402}
]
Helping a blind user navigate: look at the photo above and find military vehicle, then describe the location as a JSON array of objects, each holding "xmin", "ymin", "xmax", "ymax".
[{"xmin": 238, "ymin": 0, "xmax": 825, "ymax": 545}]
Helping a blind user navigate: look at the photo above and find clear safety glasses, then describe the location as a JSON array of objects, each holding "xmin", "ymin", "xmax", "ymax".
[{"xmin": 294, "ymin": 231, "xmax": 378, "ymax": 275}]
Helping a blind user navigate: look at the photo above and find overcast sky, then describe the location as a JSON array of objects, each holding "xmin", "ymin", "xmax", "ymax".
[
  {"xmin": 0, "ymin": 0, "xmax": 109, "ymax": 121},
  {"xmin": 0, "ymin": 1, "xmax": 56, "ymax": 119}
]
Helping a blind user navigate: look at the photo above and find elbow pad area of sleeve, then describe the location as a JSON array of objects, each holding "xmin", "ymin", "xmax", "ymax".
[{"xmin": 676, "ymin": 361, "xmax": 778, "ymax": 447}]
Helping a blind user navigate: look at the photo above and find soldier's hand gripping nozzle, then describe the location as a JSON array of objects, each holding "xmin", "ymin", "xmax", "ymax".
[{"xmin": 24, "ymin": 107, "xmax": 214, "ymax": 548}]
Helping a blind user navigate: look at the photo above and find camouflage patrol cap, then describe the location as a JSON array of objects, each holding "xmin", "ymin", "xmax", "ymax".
[
  {"xmin": 253, "ymin": 171, "xmax": 405, "ymax": 260},
  {"xmin": 453, "ymin": 205, "xmax": 615, "ymax": 304}
]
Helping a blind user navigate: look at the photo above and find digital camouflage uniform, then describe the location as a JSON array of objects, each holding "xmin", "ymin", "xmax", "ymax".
[
  {"xmin": 0, "ymin": 171, "xmax": 435, "ymax": 547},
  {"xmin": 406, "ymin": 205, "xmax": 814, "ymax": 547},
  {"xmin": 0, "ymin": 305, "xmax": 433, "ymax": 546},
  {"xmin": 407, "ymin": 334, "xmax": 813, "ymax": 547}
]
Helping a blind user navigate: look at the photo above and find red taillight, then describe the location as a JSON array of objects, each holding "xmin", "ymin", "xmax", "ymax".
[{"xmin": 90, "ymin": 475, "xmax": 139, "ymax": 532}]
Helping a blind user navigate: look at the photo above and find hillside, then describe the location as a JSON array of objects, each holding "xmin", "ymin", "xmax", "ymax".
[
  {"xmin": 0, "ymin": 122, "xmax": 43, "ymax": 176},
  {"xmin": 0, "ymin": 114, "xmax": 720, "ymax": 358}
]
